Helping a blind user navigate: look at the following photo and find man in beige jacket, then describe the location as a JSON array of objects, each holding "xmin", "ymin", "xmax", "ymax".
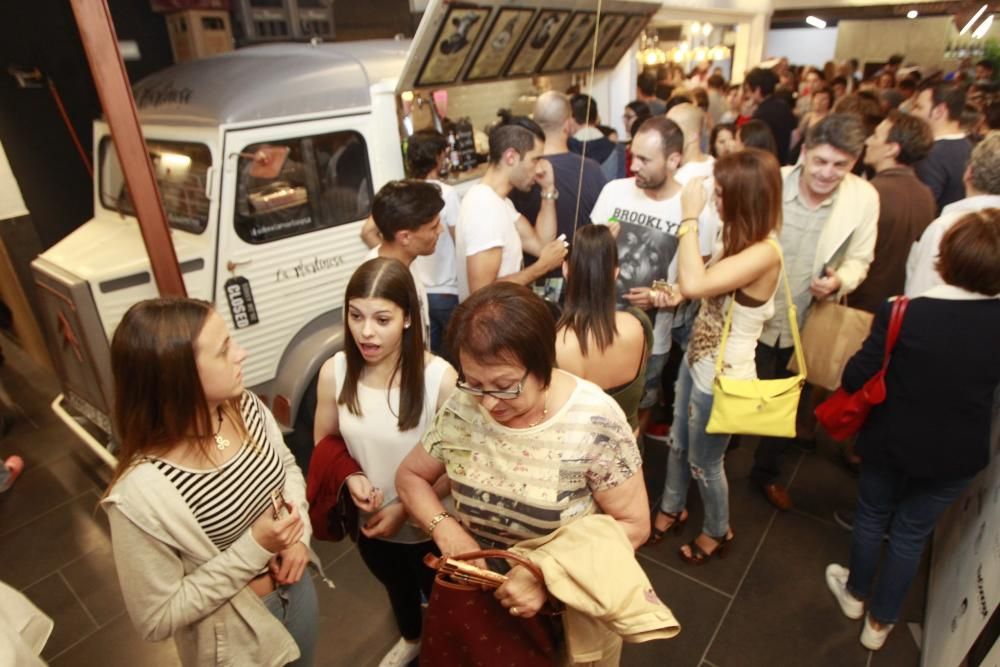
[{"xmin": 750, "ymin": 113, "xmax": 879, "ymax": 511}]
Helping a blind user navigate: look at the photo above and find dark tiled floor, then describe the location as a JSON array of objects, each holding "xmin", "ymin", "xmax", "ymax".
[{"xmin": 0, "ymin": 341, "xmax": 924, "ymax": 666}]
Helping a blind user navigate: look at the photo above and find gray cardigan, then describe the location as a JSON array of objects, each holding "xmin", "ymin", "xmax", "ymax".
[{"xmin": 102, "ymin": 398, "xmax": 321, "ymax": 666}]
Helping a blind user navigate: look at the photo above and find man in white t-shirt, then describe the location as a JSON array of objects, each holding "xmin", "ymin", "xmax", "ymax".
[
  {"xmin": 361, "ymin": 131, "xmax": 461, "ymax": 355},
  {"xmin": 668, "ymin": 102, "xmax": 716, "ymax": 186},
  {"xmin": 364, "ymin": 180, "xmax": 445, "ymax": 347},
  {"xmin": 590, "ymin": 116, "xmax": 716, "ymax": 413},
  {"xmin": 456, "ymin": 117, "xmax": 569, "ymax": 300}
]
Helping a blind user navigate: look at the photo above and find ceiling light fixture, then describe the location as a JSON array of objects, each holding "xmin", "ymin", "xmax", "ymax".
[
  {"xmin": 972, "ymin": 13, "xmax": 994, "ymax": 38},
  {"xmin": 907, "ymin": 10, "xmax": 918, "ymax": 18},
  {"xmin": 960, "ymin": 4, "xmax": 988, "ymax": 35},
  {"xmin": 805, "ymin": 15, "xmax": 827, "ymax": 29}
]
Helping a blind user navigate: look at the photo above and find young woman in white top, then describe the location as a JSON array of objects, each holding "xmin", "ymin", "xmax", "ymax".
[
  {"xmin": 103, "ymin": 298, "xmax": 317, "ymax": 667},
  {"xmin": 647, "ymin": 149, "xmax": 783, "ymax": 565},
  {"xmin": 313, "ymin": 257, "xmax": 456, "ymax": 667}
]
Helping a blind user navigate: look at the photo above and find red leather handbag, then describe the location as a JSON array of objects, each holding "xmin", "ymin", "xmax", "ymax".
[
  {"xmin": 419, "ymin": 550, "xmax": 561, "ymax": 667},
  {"xmin": 815, "ymin": 297, "xmax": 908, "ymax": 441}
]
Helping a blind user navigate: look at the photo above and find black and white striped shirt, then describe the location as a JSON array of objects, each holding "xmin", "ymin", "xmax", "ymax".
[{"xmin": 152, "ymin": 393, "xmax": 286, "ymax": 552}]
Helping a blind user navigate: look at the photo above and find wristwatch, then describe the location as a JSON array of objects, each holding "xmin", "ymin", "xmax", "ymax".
[{"xmin": 541, "ymin": 189, "xmax": 559, "ymax": 200}]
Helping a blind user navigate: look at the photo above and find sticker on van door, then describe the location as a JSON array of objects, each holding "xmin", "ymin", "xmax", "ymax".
[{"xmin": 225, "ymin": 277, "xmax": 259, "ymax": 329}]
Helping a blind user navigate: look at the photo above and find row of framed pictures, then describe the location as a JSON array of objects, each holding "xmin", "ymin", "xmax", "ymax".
[{"xmin": 416, "ymin": 5, "xmax": 650, "ymax": 88}]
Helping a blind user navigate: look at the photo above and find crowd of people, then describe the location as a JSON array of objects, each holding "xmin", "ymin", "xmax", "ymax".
[{"xmin": 99, "ymin": 52, "xmax": 999, "ymax": 666}]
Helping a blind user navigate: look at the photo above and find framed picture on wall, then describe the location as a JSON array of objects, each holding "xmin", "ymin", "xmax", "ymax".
[
  {"xmin": 540, "ymin": 12, "xmax": 595, "ymax": 74},
  {"xmin": 570, "ymin": 13, "xmax": 627, "ymax": 71},
  {"xmin": 417, "ymin": 5, "xmax": 491, "ymax": 87},
  {"xmin": 505, "ymin": 9, "xmax": 571, "ymax": 77},
  {"xmin": 598, "ymin": 14, "xmax": 648, "ymax": 69},
  {"xmin": 466, "ymin": 8, "xmax": 535, "ymax": 81}
]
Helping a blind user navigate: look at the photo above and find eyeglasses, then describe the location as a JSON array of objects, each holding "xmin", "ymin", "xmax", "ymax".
[{"xmin": 455, "ymin": 371, "xmax": 529, "ymax": 400}]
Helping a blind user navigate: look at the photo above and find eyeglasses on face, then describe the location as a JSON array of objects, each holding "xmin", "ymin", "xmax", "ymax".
[{"xmin": 455, "ymin": 370, "xmax": 529, "ymax": 400}]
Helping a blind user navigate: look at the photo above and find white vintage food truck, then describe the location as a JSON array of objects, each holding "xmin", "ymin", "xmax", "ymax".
[{"xmin": 31, "ymin": 0, "xmax": 655, "ymax": 465}]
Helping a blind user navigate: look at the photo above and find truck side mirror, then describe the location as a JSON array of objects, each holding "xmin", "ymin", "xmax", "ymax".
[{"xmin": 241, "ymin": 145, "xmax": 290, "ymax": 179}]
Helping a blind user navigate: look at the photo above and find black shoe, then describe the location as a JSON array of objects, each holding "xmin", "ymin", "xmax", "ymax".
[{"xmin": 833, "ymin": 509, "xmax": 854, "ymax": 531}]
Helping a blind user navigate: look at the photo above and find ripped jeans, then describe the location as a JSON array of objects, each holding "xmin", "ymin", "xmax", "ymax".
[{"xmin": 659, "ymin": 361, "xmax": 732, "ymax": 538}]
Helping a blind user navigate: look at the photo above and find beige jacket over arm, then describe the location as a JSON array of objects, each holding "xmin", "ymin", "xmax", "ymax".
[
  {"xmin": 781, "ymin": 166, "xmax": 880, "ymax": 298},
  {"xmin": 101, "ymin": 395, "xmax": 320, "ymax": 667}
]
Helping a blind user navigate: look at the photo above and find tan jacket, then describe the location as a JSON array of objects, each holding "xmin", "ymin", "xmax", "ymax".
[
  {"xmin": 512, "ymin": 515, "xmax": 681, "ymax": 665},
  {"xmin": 102, "ymin": 397, "xmax": 321, "ymax": 666}
]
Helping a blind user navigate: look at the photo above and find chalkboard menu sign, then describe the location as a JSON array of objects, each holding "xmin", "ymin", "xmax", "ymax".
[{"xmin": 453, "ymin": 118, "xmax": 478, "ymax": 170}]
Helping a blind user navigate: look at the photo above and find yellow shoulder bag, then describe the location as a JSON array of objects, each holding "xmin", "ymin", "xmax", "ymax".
[{"xmin": 705, "ymin": 240, "xmax": 806, "ymax": 438}]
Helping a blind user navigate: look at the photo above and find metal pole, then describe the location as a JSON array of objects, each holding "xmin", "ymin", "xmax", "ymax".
[{"xmin": 69, "ymin": 0, "xmax": 187, "ymax": 297}]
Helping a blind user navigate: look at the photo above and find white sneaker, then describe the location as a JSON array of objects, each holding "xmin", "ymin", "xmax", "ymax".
[
  {"xmin": 860, "ymin": 613, "xmax": 893, "ymax": 651},
  {"xmin": 378, "ymin": 637, "xmax": 421, "ymax": 667},
  {"xmin": 825, "ymin": 564, "xmax": 864, "ymax": 619}
]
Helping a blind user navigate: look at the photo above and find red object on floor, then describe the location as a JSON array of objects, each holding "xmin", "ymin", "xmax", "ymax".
[{"xmin": 646, "ymin": 422, "xmax": 671, "ymax": 438}]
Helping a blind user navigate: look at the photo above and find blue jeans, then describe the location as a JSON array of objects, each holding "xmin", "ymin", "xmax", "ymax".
[
  {"xmin": 427, "ymin": 293, "xmax": 458, "ymax": 357},
  {"xmin": 640, "ymin": 352, "xmax": 668, "ymax": 410},
  {"xmin": 660, "ymin": 362, "xmax": 732, "ymax": 537},
  {"xmin": 264, "ymin": 574, "xmax": 319, "ymax": 667},
  {"xmin": 846, "ymin": 463, "xmax": 972, "ymax": 624}
]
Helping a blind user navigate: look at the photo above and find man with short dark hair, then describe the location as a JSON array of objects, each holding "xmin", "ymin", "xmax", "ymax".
[
  {"xmin": 566, "ymin": 93, "xmax": 625, "ymax": 179},
  {"xmin": 456, "ymin": 117, "xmax": 567, "ymax": 299},
  {"xmin": 911, "ymin": 82, "xmax": 973, "ymax": 212},
  {"xmin": 848, "ymin": 112, "xmax": 936, "ymax": 312},
  {"xmin": 589, "ymin": 117, "xmax": 716, "ymax": 418},
  {"xmin": 975, "ymin": 59, "xmax": 995, "ymax": 83},
  {"xmin": 751, "ymin": 113, "xmax": 880, "ymax": 510},
  {"xmin": 746, "ymin": 67, "xmax": 797, "ymax": 164},
  {"xmin": 360, "ymin": 132, "xmax": 462, "ymax": 354},
  {"xmin": 907, "ymin": 133, "xmax": 1000, "ymax": 296},
  {"xmin": 637, "ymin": 70, "xmax": 666, "ymax": 115},
  {"xmin": 706, "ymin": 74, "xmax": 728, "ymax": 124},
  {"xmin": 365, "ymin": 179, "xmax": 446, "ymax": 344}
]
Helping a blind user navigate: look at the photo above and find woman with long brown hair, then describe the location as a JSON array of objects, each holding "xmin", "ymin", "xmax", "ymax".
[
  {"xmin": 313, "ymin": 257, "xmax": 456, "ymax": 667},
  {"xmin": 555, "ymin": 224, "xmax": 651, "ymax": 433},
  {"xmin": 647, "ymin": 149, "xmax": 784, "ymax": 565},
  {"xmin": 101, "ymin": 298, "xmax": 318, "ymax": 666}
]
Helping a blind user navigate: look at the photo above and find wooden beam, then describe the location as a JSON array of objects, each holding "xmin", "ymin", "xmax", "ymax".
[{"xmin": 69, "ymin": 0, "xmax": 186, "ymax": 297}]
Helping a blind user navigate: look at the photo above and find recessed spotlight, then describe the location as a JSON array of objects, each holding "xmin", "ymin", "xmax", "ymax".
[
  {"xmin": 805, "ymin": 15, "xmax": 827, "ymax": 29},
  {"xmin": 907, "ymin": 10, "xmax": 918, "ymax": 18}
]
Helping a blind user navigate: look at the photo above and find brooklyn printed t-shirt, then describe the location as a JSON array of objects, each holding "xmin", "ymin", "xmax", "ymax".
[
  {"xmin": 590, "ymin": 177, "xmax": 716, "ymax": 354},
  {"xmin": 423, "ymin": 373, "xmax": 642, "ymax": 549},
  {"xmin": 456, "ymin": 184, "xmax": 523, "ymax": 300}
]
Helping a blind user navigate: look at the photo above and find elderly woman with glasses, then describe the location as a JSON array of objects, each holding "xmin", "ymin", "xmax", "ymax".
[{"xmin": 396, "ymin": 282, "xmax": 649, "ymax": 620}]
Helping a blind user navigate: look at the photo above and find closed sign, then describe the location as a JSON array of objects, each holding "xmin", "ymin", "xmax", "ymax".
[{"xmin": 225, "ymin": 276, "xmax": 259, "ymax": 329}]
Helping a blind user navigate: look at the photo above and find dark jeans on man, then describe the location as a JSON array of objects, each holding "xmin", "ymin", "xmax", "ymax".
[
  {"xmin": 750, "ymin": 342, "xmax": 811, "ymax": 485},
  {"xmin": 847, "ymin": 463, "xmax": 971, "ymax": 624},
  {"xmin": 427, "ymin": 293, "xmax": 458, "ymax": 358}
]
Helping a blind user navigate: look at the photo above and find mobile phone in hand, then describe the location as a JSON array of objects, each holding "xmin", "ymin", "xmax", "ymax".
[{"xmin": 270, "ymin": 489, "xmax": 286, "ymax": 520}]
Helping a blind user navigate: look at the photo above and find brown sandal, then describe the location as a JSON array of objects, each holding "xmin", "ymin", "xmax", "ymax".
[
  {"xmin": 645, "ymin": 510, "xmax": 688, "ymax": 546},
  {"xmin": 679, "ymin": 531, "xmax": 734, "ymax": 565}
]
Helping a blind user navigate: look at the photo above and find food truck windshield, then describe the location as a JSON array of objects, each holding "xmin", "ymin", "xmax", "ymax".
[{"xmin": 98, "ymin": 136, "xmax": 212, "ymax": 234}]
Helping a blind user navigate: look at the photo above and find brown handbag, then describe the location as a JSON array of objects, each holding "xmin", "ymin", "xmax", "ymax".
[{"xmin": 419, "ymin": 550, "xmax": 561, "ymax": 667}]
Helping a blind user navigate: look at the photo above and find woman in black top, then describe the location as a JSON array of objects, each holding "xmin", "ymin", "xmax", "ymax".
[{"xmin": 825, "ymin": 210, "xmax": 1000, "ymax": 651}]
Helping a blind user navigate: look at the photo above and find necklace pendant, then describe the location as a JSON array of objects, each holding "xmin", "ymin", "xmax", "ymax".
[{"xmin": 215, "ymin": 434, "xmax": 230, "ymax": 451}]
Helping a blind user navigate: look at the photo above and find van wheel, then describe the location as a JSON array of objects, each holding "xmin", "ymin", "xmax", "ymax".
[{"xmin": 284, "ymin": 375, "xmax": 318, "ymax": 474}]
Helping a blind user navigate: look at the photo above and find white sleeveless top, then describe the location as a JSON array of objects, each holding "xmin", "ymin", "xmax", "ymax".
[
  {"xmin": 333, "ymin": 351, "xmax": 448, "ymax": 543},
  {"xmin": 690, "ymin": 291, "xmax": 776, "ymax": 395}
]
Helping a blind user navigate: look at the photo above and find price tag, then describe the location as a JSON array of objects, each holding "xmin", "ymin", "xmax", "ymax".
[{"xmin": 225, "ymin": 276, "xmax": 259, "ymax": 329}]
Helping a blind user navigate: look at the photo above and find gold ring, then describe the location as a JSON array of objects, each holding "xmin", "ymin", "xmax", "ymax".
[{"xmin": 510, "ymin": 606, "xmax": 520, "ymax": 616}]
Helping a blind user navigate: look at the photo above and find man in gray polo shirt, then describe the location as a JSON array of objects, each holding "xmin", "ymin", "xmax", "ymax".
[{"xmin": 751, "ymin": 114, "xmax": 880, "ymax": 511}]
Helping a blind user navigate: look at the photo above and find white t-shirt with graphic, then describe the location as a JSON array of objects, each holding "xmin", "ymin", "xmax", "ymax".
[
  {"xmin": 411, "ymin": 179, "xmax": 461, "ymax": 296},
  {"xmin": 456, "ymin": 184, "xmax": 523, "ymax": 301},
  {"xmin": 591, "ymin": 177, "xmax": 716, "ymax": 355}
]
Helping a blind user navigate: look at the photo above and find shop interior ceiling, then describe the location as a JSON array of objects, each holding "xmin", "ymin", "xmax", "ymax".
[{"xmin": 396, "ymin": 0, "xmax": 655, "ymax": 93}]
